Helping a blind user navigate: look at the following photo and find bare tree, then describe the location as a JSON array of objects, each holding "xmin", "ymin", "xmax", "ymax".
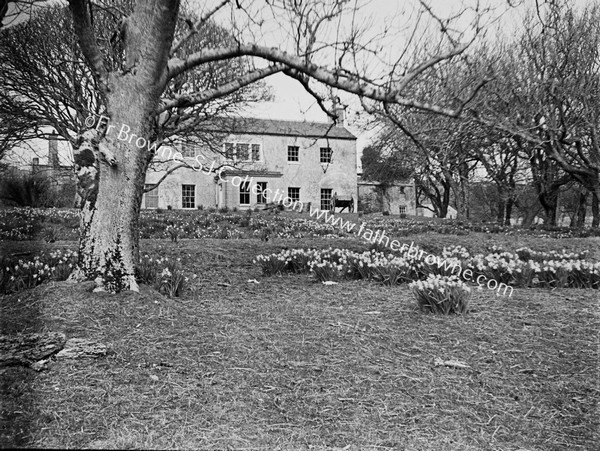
[
  {"xmin": 16, "ymin": 0, "xmax": 490, "ymax": 292},
  {"xmin": 0, "ymin": 3, "xmax": 270, "ymax": 196},
  {"xmin": 470, "ymin": 1, "xmax": 600, "ymax": 226}
]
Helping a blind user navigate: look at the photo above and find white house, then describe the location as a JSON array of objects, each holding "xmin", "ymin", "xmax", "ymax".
[{"xmin": 143, "ymin": 116, "xmax": 358, "ymax": 211}]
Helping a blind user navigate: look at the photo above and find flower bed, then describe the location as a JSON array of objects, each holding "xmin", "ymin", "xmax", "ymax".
[
  {"xmin": 254, "ymin": 246, "xmax": 600, "ymax": 290},
  {"xmin": 0, "ymin": 249, "xmax": 78, "ymax": 294},
  {"xmin": 0, "ymin": 250, "xmax": 196, "ymax": 297},
  {"xmin": 4, "ymin": 207, "xmax": 599, "ymax": 242}
]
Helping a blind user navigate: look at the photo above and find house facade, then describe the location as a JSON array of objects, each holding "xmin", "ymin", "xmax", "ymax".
[
  {"xmin": 143, "ymin": 117, "xmax": 358, "ymax": 212},
  {"xmin": 357, "ymin": 177, "xmax": 417, "ymax": 215}
]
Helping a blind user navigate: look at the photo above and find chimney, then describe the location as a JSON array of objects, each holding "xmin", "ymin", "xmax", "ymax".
[
  {"xmin": 48, "ymin": 132, "xmax": 59, "ymax": 168},
  {"xmin": 331, "ymin": 97, "xmax": 346, "ymax": 127}
]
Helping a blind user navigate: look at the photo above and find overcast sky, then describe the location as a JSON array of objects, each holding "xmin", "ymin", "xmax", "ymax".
[{"xmin": 239, "ymin": 0, "xmax": 590, "ymax": 125}]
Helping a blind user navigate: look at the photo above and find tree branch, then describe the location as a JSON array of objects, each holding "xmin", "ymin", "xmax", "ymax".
[
  {"xmin": 169, "ymin": 43, "xmax": 472, "ymax": 117},
  {"xmin": 145, "ymin": 161, "xmax": 187, "ymax": 192},
  {"xmin": 67, "ymin": 0, "xmax": 108, "ymax": 94},
  {"xmin": 158, "ymin": 63, "xmax": 283, "ymax": 113},
  {"xmin": 282, "ymin": 68, "xmax": 337, "ymax": 121},
  {"xmin": 170, "ymin": 0, "xmax": 230, "ymax": 56}
]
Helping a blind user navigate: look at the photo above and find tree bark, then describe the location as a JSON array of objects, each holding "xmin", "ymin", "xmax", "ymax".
[
  {"xmin": 539, "ymin": 191, "xmax": 558, "ymax": 227},
  {"xmin": 571, "ymin": 190, "xmax": 588, "ymax": 228},
  {"xmin": 592, "ymin": 190, "xmax": 599, "ymax": 228},
  {"xmin": 496, "ymin": 197, "xmax": 505, "ymax": 225},
  {"xmin": 68, "ymin": 0, "xmax": 179, "ymax": 292},
  {"xmin": 77, "ymin": 82, "xmax": 160, "ymax": 292},
  {"xmin": 505, "ymin": 198, "xmax": 514, "ymax": 226}
]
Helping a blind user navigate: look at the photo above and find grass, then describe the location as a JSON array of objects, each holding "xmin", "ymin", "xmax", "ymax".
[{"xmin": 1, "ymin": 234, "xmax": 599, "ymax": 450}]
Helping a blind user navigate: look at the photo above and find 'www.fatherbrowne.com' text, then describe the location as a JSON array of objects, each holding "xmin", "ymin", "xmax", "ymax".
[{"xmin": 307, "ymin": 204, "xmax": 513, "ymax": 297}]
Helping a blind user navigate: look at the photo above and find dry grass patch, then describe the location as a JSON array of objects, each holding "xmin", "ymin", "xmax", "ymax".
[{"xmin": 1, "ymin": 237, "xmax": 598, "ymax": 450}]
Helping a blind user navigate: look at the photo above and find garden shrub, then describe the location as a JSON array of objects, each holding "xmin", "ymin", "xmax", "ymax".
[{"xmin": 409, "ymin": 274, "xmax": 471, "ymax": 314}]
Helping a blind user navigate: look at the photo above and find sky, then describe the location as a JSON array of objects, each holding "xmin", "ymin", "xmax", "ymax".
[
  {"xmin": 233, "ymin": 0, "xmax": 591, "ymax": 123},
  {"xmin": 234, "ymin": 0, "xmax": 525, "ymax": 156},
  {"xmin": 230, "ymin": 0, "xmax": 591, "ymax": 161},
  {"xmin": 3, "ymin": 0, "xmax": 593, "ymax": 167}
]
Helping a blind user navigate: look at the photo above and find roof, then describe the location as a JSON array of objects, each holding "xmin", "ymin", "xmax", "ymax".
[
  {"xmin": 358, "ymin": 179, "xmax": 414, "ymax": 186},
  {"xmin": 200, "ymin": 117, "xmax": 356, "ymax": 140}
]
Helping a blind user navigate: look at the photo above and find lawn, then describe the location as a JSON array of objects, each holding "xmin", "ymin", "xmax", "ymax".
[{"xmin": 1, "ymin": 214, "xmax": 599, "ymax": 450}]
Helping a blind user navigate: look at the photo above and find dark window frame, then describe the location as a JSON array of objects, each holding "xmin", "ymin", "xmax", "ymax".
[
  {"xmin": 182, "ymin": 184, "xmax": 196, "ymax": 209},
  {"xmin": 288, "ymin": 145, "xmax": 299, "ymax": 162},
  {"xmin": 288, "ymin": 187, "xmax": 300, "ymax": 202},
  {"xmin": 320, "ymin": 188, "xmax": 332, "ymax": 210},
  {"xmin": 239, "ymin": 181, "xmax": 251, "ymax": 205},
  {"xmin": 320, "ymin": 147, "xmax": 332, "ymax": 163}
]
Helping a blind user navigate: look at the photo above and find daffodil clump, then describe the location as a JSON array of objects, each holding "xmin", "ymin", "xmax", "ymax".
[
  {"xmin": 1, "ymin": 251, "xmax": 197, "ymax": 297},
  {"xmin": 254, "ymin": 248, "xmax": 418, "ymax": 284},
  {"xmin": 136, "ymin": 255, "xmax": 196, "ymax": 297},
  {"xmin": 409, "ymin": 274, "xmax": 471, "ymax": 314},
  {"xmin": 468, "ymin": 250, "xmax": 599, "ymax": 289},
  {"xmin": 441, "ymin": 245, "xmax": 471, "ymax": 260},
  {"xmin": 254, "ymin": 245, "xmax": 599, "ymax": 290},
  {"xmin": 0, "ymin": 249, "xmax": 78, "ymax": 294}
]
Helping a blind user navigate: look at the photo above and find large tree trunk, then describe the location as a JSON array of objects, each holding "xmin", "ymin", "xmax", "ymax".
[
  {"xmin": 77, "ymin": 84, "xmax": 153, "ymax": 292},
  {"xmin": 68, "ymin": 0, "xmax": 180, "ymax": 292}
]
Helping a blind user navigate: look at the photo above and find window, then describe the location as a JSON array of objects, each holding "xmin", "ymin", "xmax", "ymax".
[
  {"xmin": 223, "ymin": 142, "xmax": 261, "ymax": 162},
  {"xmin": 288, "ymin": 187, "xmax": 300, "ymax": 202},
  {"xmin": 399, "ymin": 186, "xmax": 405, "ymax": 194},
  {"xmin": 182, "ymin": 145, "xmax": 196, "ymax": 158},
  {"xmin": 288, "ymin": 145, "xmax": 299, "ymax": 162},
  {"xmin": 182, "ymin": 184, "xmax": 195, "ymax": 209},
  {"xmin": 320, "ymin": 188, "xmax": 332, "ymax": 211},
  {"xmin": 399, "ymin": 205, "xmax": 407, "ymax": 215},
  {"xmin": 144, "ymin": 184, "xmax": 159, "ymax": 209},
  {"xmin": 256, "ymin": 182, "xmax": 268, "ymax": 204},
  {"xmin": 239, "ymin": 181, "xmax": 250, "ymax": 205},
  {"xmin": 251, "ymin": 144, "xmax": 261, "ymax": 161},
  {"xmin": 320, "ymin": 147, "xmax": 332, "ymax": 163},
  {"xmin": 224, "ymin": 142, "xmax": 235, "ymax": 160},
  {"xmin": 237, "ymin": 143, "xmax": 250, "ymax": 161},
  {"xmin": 32, "ymin": 157, "xmax": 39, "ymax": 166}
]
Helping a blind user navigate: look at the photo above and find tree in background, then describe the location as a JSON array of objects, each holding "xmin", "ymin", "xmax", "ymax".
[
  {"xmin": 471, "ymin": 1, "xmax": 599, "ymax": 226},
  {"xmin": 0, "ymin": 2, "xmax": 270, "ymax": 178},
  {"xmin": 20, "ymin": 0, "xmax": 484, "ymax": 292},
  {"xmin": 360, "ymin": 145, "xmax": 414, "ymax": 186},
  {"xmin": 365, "ymin": 1, "xmax": 599, "ymax": 227}
]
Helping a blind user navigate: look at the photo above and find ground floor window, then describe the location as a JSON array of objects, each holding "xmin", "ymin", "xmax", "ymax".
[
  {"xmin": 256, "ymin": 182, "xmax": 267, "ymax": 204},
  {"xmin": 144, "ymin": 184, "xmax": 159, "ymax": 208},
  {"xmin": 240, "ymin": 181, "xmax": 250, "ymax": 205},
  {"xmin": 399, "ymin": 205, "xmax": 407, "ymax": 215},
  {"xmin": 288, "ymin": 187, "xmax": 300, "ymax": 202},
  {"xmin": 182, "ymin": 184, "xmax": 195, "ymax": 209},
  {"xmin": 320, "ymin": 188, "xmax": 332, "ymax": 211}
]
